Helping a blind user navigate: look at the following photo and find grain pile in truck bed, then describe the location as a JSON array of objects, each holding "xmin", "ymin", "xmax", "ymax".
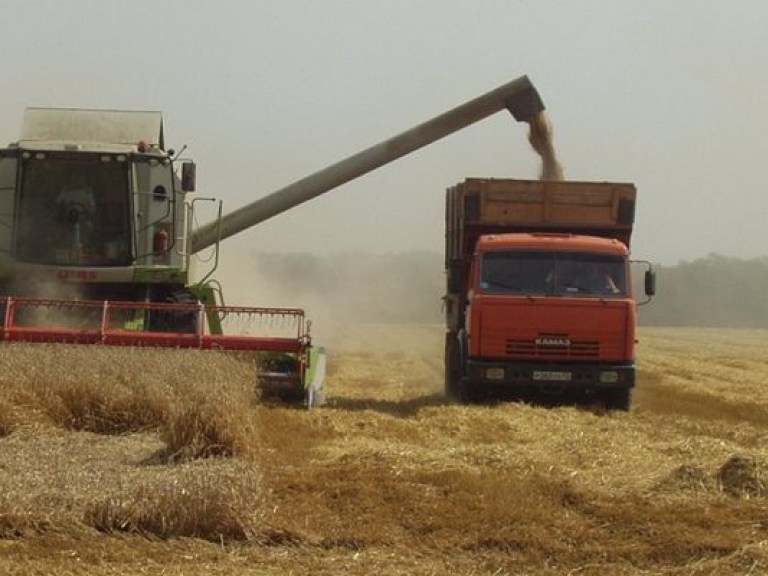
[{"xmin": 1, "ymin": 326, "xmax": 768, "ymax": 575}]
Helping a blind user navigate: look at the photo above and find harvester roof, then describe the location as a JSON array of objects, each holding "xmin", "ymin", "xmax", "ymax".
[{"xmin": 15, "ymin": 108, "xmax": 165, "ymax": 153}]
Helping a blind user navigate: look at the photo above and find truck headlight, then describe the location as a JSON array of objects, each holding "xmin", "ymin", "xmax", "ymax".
[
  {"xmin": 485, "ymin": 368, "xmax": 505, "ymax": 380},
  {"xmin": 599, "ymin": 370, "xmax": 619, "ymax": 384}
]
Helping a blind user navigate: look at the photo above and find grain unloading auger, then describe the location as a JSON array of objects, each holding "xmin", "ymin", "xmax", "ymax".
[{"xmin": 0, "ymin": 75, "xmax": 544, "ymax": 406}]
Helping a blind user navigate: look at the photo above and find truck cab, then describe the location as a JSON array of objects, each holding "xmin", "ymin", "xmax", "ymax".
[{"xmin": 464, "ymin": 233, "xmax": 636, "ymax": 408}]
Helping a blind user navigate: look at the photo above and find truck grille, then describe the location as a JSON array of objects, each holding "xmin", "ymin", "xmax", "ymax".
[{"xmin": 505, "ymin": 338, "xmax": 600, "ymax": 359}]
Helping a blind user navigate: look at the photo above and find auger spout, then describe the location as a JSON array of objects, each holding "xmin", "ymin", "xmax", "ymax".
[{"xmin": 190, "ymin": 75, "xmax": 544, "ymax": 253}]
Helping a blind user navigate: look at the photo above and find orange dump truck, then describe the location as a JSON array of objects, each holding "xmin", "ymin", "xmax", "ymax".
[{"xmin": 444, "ymin": 178, "xmax": 655, "ymax": 409}]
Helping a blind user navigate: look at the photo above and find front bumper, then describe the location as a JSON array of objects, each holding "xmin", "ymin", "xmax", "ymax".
[{"xmin": 465, "ymin": 359, "xmax": 635, "ymax": 390}]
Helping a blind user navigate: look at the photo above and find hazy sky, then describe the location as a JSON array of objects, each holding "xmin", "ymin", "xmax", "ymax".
[{"xmin": 2, "ymin": 1, "xmax": 766, "ymax": 268}]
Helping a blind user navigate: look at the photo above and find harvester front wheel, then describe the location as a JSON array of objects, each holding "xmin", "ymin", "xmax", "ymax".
[{"xmin": 147, "ymin": 288, "xmax": 199, "ymax": 333}]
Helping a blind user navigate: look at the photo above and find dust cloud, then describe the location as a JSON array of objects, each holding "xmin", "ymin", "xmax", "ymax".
[{"xmin": 216, "ymin": 250, "xmax": 445, "ymax": 344}]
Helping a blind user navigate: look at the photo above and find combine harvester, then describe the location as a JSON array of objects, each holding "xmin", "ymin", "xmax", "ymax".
[{"xmin": 0, "ymin": 75, "xmax": 545, "ymax": 406}]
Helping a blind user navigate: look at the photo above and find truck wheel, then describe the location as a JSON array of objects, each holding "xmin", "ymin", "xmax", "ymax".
[
  {"xmin": 604, "ymin": 388, "xmax": 632, "ymax": 411},
  {"xmin": 444, "ymin": 333, "xmax": 468, "ymax": 403}
]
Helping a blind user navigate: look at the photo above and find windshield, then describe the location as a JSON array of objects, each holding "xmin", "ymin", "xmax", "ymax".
[
  {"xmin": 480, "ymin": 250, "xmax": 627, "ymax": 297},
  {"xmin": 15, "ymin": 154, "xmax": 132, "ymax": 266}
]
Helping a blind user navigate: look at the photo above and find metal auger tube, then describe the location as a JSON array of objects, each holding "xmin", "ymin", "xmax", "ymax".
[{"xmin": 190, "ymin": 74, "xmax": 544, "ymax": 253}]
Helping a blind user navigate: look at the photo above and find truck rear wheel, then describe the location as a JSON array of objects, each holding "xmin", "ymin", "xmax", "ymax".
[
  {"xmin": 604, "ymin": 388, "xmax": 632, "ymax": 411},
  {"xmin": 444, "ymin": 333, "xmax": 468, "ymax": 403}
]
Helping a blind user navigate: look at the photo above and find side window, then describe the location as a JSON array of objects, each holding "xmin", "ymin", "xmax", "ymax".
[
  {"xmin": 135, "ymin": 161, "xmax": 173, "ymax": 223},
  {"xmin": 134, "ymin": 159, "xmax": 175, "ymax": 261}
]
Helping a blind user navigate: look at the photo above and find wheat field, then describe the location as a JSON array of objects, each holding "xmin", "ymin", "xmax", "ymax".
[{"xmin": 0, "ymin": 325, "xmax": 767, "ymax": 575}]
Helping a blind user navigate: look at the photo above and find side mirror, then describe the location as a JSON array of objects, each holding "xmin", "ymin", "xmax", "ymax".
[
  {"xmin": 644, "ymin": 269, "xmax": 656, "ymax": 297},
  {"xmin": 181, "ymin": 161, "xmax": 196, "ymax": 192}
]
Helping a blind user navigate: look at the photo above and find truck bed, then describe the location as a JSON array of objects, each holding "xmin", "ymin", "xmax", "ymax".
[{"xmin": 445, "ymin": 178, "xmax": 637, "ymax": 265}]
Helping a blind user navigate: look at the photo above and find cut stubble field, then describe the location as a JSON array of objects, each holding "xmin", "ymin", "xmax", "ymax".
[{"xmin": 0, "ymin": 325, "xmax": 767, "ymax": 575}]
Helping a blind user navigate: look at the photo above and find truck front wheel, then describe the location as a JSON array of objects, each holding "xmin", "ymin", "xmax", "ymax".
[{"xmin": 604, "ymin": 388, "xmax": 632, "ymax": 411}]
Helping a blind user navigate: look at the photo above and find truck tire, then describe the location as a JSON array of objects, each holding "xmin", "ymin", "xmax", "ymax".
[
  {"xmin": 444, "ymin": 332, "xmax": 468, "ymax": 403},
  {"xmin": 604, "ymin": 388, "xmax": 632, "ymax": 411}
]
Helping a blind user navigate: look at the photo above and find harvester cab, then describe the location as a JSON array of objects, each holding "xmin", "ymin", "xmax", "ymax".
[
  {"xmin": 0, "ymin": 108, "xmax": 323, "ymax": 406},
  {"xmin": 0, "ymin": 108, "xmax": 193, "ymax": 299}
]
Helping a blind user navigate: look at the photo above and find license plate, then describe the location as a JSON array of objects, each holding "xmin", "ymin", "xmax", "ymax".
[{"xmin": 533, "ymin": 370, "xmax": 572, "ymax": 382}]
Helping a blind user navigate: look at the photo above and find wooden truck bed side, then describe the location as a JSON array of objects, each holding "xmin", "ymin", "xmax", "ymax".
[{"xmin": 446, "ymin": 178, "xmax": 637, "ymax": 266}]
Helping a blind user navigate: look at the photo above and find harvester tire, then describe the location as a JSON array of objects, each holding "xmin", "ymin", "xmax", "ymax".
[{"xmin": 147, "ymin": 289, "xmax": 199, "ymax": 333}]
